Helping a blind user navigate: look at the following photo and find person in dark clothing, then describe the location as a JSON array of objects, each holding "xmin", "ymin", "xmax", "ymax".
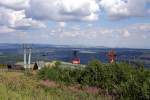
[
  {"xmin": 33, "ymin": 63, "xmax": 38, "ymax": 70},
  {"xmin": 7, "ymin": 64, "xmax": 12, "ymax": 69}
]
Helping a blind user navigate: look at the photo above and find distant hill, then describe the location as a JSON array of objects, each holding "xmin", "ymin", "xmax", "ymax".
[
  {"xmin": 0, "ymin": 43, "xmax": 21, "ymax": 49},
  {"xmin": 0, "ymin": 43, "xmax": 107, "ymax": 49}
]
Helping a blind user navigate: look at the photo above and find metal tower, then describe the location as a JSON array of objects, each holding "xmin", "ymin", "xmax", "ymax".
[
  {"xmin": 23, "ymin": 44, "xmax": 27, "ymax": 69},
  {"xmin": 23, "ymin": 44, "xmax": 32, "ymax": 69},
  {"xmin": 28, "ymin": 48, "xmax": 32, "ymax": 69}
]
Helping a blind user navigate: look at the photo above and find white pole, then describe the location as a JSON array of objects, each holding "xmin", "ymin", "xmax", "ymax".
[
  {"xmin": 28, "ymin": 48, "xmax": 31, "ymax": 69},
  {"xmin": 24, "ymin": 48, "xmax": 27, "ymax": 69}
]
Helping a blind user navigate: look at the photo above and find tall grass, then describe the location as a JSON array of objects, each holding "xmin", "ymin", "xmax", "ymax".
[{"xmin": 0, "ymin": 71, "xmax": 107, "ymax": 100}]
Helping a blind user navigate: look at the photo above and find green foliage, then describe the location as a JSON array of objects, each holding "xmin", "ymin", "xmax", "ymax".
[
  {"xmin": 118, "ymin": 69, "xmax": 150, "ymax": 100},
  {"xmin": 55, "ymin": 61, "xmax": 61, "ymax": 67},
  {"xmin": 38, "ymin": 67, "xmax": 59, "ymax": 81},
  {"xmin": 38, "ymin": 60, "xmax": 150, "ymax": 100},
  {"xmin": 0, "ymin": 64, "xmax": 7, "ymax": 69}
]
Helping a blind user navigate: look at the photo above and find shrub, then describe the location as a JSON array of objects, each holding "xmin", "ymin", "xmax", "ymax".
[
  {"xmin": 55, "ymin": 61, "xmax": 61, "ymax": 67},
  {"xmin": 38, "ymin": 67, "xmax": 59, "ymax": 81},
  {"xmin": 38, "ymin": 60, "xmax": 150, "ymax": 100}
]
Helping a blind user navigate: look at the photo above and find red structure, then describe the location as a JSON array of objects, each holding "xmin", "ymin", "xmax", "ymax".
[
  {"xmin": 72, "ymin": 57, "xmax": 80, "ymax": 64},
  {"xmin": 72, "ymin": 50, "xmax": 80, "ymax": 64},
  {"xmin": 107, "ymin": 49, "xmax": 117, "ymax": 64}
]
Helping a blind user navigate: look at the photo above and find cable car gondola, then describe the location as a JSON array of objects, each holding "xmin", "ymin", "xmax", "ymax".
[{"xmin": 72, "ymin": 50, "xmax": 80, "ymax": 64}]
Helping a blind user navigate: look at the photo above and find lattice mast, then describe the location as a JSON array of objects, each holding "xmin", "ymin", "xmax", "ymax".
[{"xmin": 107, "ymin": 49, "xmax": 117, "ymax": 64}]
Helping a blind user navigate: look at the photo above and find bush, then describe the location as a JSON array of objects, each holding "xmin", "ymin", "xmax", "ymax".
[
  {"xmin": 118, "ymin": 69, "xmax": 150, "ymax": 100},
  {"xmin": 38, "ymin": 60, "xmax": 150, "ymax": 100},
  {"xmin": 38, "ymin": 67, "xmax": 59, "ymax": 81},
  {"xmin": 55, "ymin": 61, "xmax": 61, "ymax": 67}
]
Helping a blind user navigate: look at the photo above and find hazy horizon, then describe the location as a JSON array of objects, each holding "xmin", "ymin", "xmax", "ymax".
[{"xmin": 0, "ymin": 43, "xmax": 150, "ymax": 49}]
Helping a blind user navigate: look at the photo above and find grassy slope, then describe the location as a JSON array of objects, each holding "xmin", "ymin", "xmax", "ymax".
[{"xmin": 0, "ymin": 71, "xmax": 111, "ymax": 100}]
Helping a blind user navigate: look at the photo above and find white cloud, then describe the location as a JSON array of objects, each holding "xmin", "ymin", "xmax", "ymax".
[
  {"xmin": 70, "ymin": 25, "xmax": 80, "ymax": 31},
  {"xmin": 123, "ymin": 30, "xmax": 130, "ymax": 38},
  {"xmin": 0, "ymin": 0, "xmax": 29, "ymax": 10},
  {"xmin": 142, "ymin": 35, "xmax": 147, "ymax": 39},
  {"xmin": 58, "ymin": 22, "xmax": 67, "ymax": 28},
  {"xmin": 26, "ymin": 0, "xmax": 100, "ymax": 21},
  {"xmin": 0, "ymin": 26, "xmax": 15, "ymax": 33},
  {"xmin": 100, "ymin": 0, "xmax": 150, "ymax": 19},
  {"xmin": 87, "ymin": 23, "xmax": 93, "ymax": 27},
  {"xmin": 129, "ymin": 23, "xmax": 150, "ymax": 31},
  {"xmin": 0, "ymin": 22, "xmax": 149, "ymax": 48},
  {"xmin": 0, "ymin": 0, "xmax": 149, "ymax": 28},
  {"xmin": 0, "ymin": 7, "xmax": 25, "ymax": 27},
  {"xmin": 14, "ymin": 18, "xmax": 46, "ymax": 30},
  {"xmin": 0, "ymin": 7, "xmax": 46, "ymax": 30},
  {"xmin": 55, "ymin": 23, "xmax": 150, "ymax": 40},
  {"xmin": 0, "ymin": 0, "xmax": 149, "ymax": 26}
]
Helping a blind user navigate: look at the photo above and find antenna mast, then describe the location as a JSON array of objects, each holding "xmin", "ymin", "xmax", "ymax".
[
  {"xmin": 23, "ymin": 44, "xmax": 32, "ymax": 69},
  {"xmin": 28, "ymin": 47, "xmax": 32, "ymax": 69},
  {"xmin": 23, "ymin": 44, "xmax": 27, "ymax": 69}
]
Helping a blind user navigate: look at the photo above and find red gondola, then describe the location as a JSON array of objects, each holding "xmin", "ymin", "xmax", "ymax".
[{"xmin": 72, "ymin": 50, "xmax": 80, "ymax": 64}]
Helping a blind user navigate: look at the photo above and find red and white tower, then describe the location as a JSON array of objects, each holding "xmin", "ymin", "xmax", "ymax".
[{"xmin": 107, "ymin": 49, "xmax": 116, "ymax": 64}]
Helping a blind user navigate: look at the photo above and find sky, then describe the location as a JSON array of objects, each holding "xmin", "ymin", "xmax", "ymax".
[{"xmin": 0, "ymin": 0, "xmax": 150, "ymax": 48}]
